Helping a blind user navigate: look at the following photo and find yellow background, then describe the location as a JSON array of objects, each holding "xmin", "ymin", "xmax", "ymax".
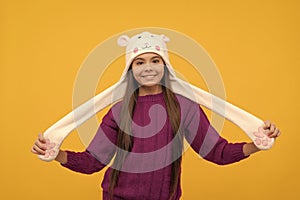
[{"xmin": 1, "ymin": 0, "xmax": 299, "ymax": 199}]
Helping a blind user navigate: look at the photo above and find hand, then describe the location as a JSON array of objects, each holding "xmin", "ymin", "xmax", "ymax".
[
  {"xmin": 263, "ymin": 120, "xmax": 281, "ymax": 139},
  {"xmin": 31, "ymin": 133, "xmax": 67, "ymax": 164},
  {"xmin": 31, "ymin": 133, "xmax": 47, "ymax": 155}
]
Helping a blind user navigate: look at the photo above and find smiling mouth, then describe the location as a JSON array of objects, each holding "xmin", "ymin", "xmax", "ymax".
[{"xmin": 142, "ymin": 74, "xmax": 157, "ymax": 78}]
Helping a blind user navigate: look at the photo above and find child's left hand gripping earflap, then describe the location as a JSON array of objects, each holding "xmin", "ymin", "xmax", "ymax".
[
  {"xmin": 251, "ymin": 126, "xmax": 275, "ymax": 150},
  {"xmin": 252, "ymin": 120, "xmax": 281, "ymax": 150}
]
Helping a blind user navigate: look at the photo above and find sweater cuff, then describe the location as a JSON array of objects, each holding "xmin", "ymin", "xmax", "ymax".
[
  {"xmin": 60, "ymin": 150, "xmax": 78, "ymax": 169},
  {"xmin": 231, "ymin": 142, "xmax": 250, "ymax": 162}
]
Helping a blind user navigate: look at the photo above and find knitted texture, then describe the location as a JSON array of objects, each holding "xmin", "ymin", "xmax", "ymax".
[{"xmin": 62, "ymin": 93, "xmax": 249, "ymax": 200}]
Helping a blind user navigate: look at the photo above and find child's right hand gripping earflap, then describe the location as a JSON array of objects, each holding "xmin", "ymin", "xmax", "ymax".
[{"xmin": 31, "ymin": 133, "xmax": 58, "ymax": 161}]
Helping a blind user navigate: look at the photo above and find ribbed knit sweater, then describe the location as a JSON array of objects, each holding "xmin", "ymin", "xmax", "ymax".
[{"xmin": 61, "ymin": 92, "xmax": 249, "ymax": 200}]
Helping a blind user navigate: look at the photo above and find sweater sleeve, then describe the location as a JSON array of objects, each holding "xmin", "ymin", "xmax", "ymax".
[
  {"xmin": 86, "ymin": 105, "xmax": 119, "ymax": 165},
  {"xmin": 61, "ymin": 150, "xmax": 106, "ymax": 174},
  {"xmin": 61, "ymin": 105, "xmax": 120, "ymax": 173},
  {"xmin": 183, "ymin": 102, "xmax": 249, "ymax": 165}
]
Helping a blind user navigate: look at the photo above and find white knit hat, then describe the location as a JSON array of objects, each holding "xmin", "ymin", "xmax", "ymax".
[
  {"xmin": 117, "ymin": 31, "xmax": 176, "ymax": 81},
  {"xmin": 38, "ymin": 31, "xmax": 274, "ymax": 161}
]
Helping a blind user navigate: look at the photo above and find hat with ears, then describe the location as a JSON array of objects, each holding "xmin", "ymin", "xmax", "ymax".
[
  {"xmin": 38, "ymin": 31, "xmax": 274, "ymax": 162},
  {"xmin": 117, "ymin": 31, "xmax": 176, "ymax": 81}
]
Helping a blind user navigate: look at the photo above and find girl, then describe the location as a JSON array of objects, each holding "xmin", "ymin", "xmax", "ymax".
[{"xmin": 31, "ymin": 32, "xmax": 281, "ymax": 200}]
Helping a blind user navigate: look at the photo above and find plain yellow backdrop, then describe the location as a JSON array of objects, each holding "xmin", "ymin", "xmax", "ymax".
[{"xmin": 1, "ymin": 0, "xmax": 299, "ymax": 199}]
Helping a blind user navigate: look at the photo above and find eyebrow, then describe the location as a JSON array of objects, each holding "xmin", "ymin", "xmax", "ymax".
[{"xmin": 133, "ymin": 56, "xmax": 162, "ymax": 61}]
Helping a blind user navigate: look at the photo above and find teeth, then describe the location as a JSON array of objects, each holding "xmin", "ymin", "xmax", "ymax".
[{"xmin": 142, "ymin": 75, "xmax": 156, "ymax": 78}]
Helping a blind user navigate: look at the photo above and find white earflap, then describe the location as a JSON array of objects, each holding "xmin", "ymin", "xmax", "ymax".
[{"xmin": 118, "ymin": 35, "xmax": 130, "ymax": 47}]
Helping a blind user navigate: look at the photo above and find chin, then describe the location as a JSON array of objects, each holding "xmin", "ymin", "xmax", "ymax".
[
  {"xmin": 138, "ymin": 79, "xmax": 162, "ymax": 87},
  {"xmin": 141, "ymin": 82, "xmax": 159, "ymax": 87}
]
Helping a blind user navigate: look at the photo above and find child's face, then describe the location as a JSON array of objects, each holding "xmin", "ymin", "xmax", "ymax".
[{"xmin": 131, "ymin": 53, "xmax": 165, "ymax": 87}]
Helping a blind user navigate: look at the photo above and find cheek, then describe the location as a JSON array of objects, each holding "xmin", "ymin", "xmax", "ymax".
[
  {"xmin": 132, "ymin": 68, "xmax": 142, "ymax": 83},
  {"xmin": 132, "ymin": 66, "xmax": 143, "ymax": 75},
  {"xmin": 157, "ymin": 71, "xmax": 164, "ymax": 81},
  {"xmin": 132, "ymin": 72, "xmax": 139, "ymax": 82},
  {"xmin": 156, "ymin": 67, "xmax": 164, "ymax": 79}
]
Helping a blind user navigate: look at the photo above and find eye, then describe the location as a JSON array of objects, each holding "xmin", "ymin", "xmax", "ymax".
[
  {"xmin": 135, "ymin": 61, "xmax": 144, "ymax": 65},
  {"xmin": 152, "ymin": 59, "xmax": 161, "ymax": 63},
  {"xmin": 138, "ymin": 36, "xmax": 142, "ymax": 39},
  {"xmin": 150, "ymin": 35, "xmax": 154, "ymax": 37}
]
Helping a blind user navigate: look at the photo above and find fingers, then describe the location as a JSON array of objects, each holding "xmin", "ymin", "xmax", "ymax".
[
  {"xmin": 263, "ymin": 120, "xmax": 271, "ymax": 129},
  {"xmin": 31, "ymin": 133, "xmax": 47, "ymax": 155},
  {"xmin": 38, "ymin": 133, "xmax": 46, "ymax": 143},
  {"xmin": 31, "ymin": 146, "xmax": 38, "ymax": 154},
  {"xmin": 31, "ymin": 144, "xmax": 46, "ymax": 155},
  {"xmin": 268, "ymin": 127, "xmax": 281, "ymax": 138},
  {"xmin": 263, "ymin": 120, "xmax": 281, "ymax": 138},
  {"xmin": 31, "ymin": 145, "xmax": 45, "ymax": 155}
]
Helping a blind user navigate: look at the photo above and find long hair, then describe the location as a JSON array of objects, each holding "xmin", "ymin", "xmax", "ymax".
[{"xmin": 108, "ymin": 66, "xmax": 183, "ymax": 200}]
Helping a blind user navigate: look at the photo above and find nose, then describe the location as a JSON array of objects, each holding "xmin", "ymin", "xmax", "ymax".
[{"xmin": 144, "ymin": 64, "xmax": 153, "ymax": 72}]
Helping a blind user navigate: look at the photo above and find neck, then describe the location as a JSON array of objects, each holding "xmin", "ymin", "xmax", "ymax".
[{"xmin": 138, "ymin": 85, "xmax": 162, "ymax": 96}]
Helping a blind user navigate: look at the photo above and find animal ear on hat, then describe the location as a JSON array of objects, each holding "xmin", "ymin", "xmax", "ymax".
[
  {"xmin": 117, "ymin": 35, "xmax": 130, "ymax": 47},
  {"xmin": 160, "ymin": 34, "xmax": 170, "ymax": 42}
]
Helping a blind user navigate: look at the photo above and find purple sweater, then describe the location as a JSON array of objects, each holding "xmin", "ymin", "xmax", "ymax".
[{"xmin": 62, "ymin": 92, "xmax": 249, "ymax": 200}]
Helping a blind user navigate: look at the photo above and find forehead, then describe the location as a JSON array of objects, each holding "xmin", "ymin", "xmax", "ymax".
[{"xmin": 133, "ymin": 52, "xmax": 162, "ymax": 60}]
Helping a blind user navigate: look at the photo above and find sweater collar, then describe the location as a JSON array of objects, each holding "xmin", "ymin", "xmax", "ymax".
[{"xmin": 137, "ymin": 92, "xmax": 164, "ymax": 102}]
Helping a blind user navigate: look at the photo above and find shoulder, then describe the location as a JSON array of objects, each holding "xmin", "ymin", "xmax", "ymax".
[
  {"xmin": 174, "ymin": 93, "xmax": 200, "ymax": 111},
  {"xmin": 174, "ymin": 93, "xmax": 207, "ymax": 123},
  {"xmin": 110, "ymin": 100, "xmax": 123, "ymax": 112},
  {"xmin": 102, "ymin": 100, "xmax": 122, "ymax": 126}
]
